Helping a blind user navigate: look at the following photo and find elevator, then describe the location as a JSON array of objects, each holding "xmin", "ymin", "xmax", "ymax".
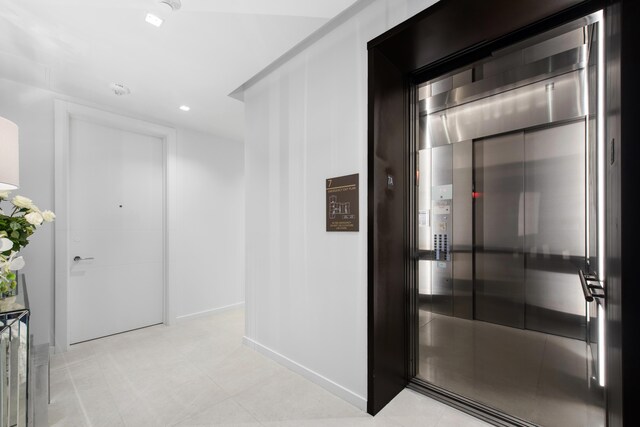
[
  {"xmin": 368, "ymin": 0, "xmax": 637, "ymax": 424},
  {"xmin": 415, "ymin": 14, "xmax": 605, "ymax": 426}
]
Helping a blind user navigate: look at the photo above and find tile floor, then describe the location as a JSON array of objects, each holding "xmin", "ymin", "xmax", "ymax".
[
  {"xmin": 49, "ymin": 307, "xmax": 490, "ymax": 427},
  {"xmin": 417, "ymin": 310, "xmax": 606, "ymax": 427}
]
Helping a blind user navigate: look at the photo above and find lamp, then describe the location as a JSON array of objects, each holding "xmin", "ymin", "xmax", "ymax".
[{"xmin": 0, "ymin": 116, "xmax": 19, "ymax": 190}]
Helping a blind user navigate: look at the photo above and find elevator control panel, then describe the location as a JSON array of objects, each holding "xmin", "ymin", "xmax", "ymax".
[
  {"xmin": 432, "ymin": 188, "xmax": 452, "ymax": 262},
  {"xmin": 434, "ymin": 232, "xmax": 450, "ymax": 261}
]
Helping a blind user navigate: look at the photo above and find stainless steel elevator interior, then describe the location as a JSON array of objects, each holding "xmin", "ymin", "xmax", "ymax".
[{"xmin": 416, "ymin": 12, "xmax": 606, "ymax": 427}]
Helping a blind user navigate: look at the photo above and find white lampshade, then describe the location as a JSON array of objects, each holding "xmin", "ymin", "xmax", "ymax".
[{"xmin": 0, "ymin": 116, "xmax": 19, "ymax": 190}]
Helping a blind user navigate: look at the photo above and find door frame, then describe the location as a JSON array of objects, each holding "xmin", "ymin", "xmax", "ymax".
[{"xmin": 53, "ymin": 100, "xmax": 177, "ymax": 352}]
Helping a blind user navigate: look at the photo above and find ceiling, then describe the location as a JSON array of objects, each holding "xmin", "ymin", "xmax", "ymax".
[{"xmin": 0, "ymin": 0, "xmax": 359, "ymax": 141}]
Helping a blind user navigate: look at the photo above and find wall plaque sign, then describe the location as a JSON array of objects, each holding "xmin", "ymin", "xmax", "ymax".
[{"xmin": 326, "ymin": 173, "xmax": 359, "ymax": 232}]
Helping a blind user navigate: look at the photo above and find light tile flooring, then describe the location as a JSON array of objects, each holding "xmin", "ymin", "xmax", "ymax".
[
  {"xmin": 50, "ymin": 308, "xmax": 490, "ymax": 427},
  {"xmin": 417, "ymin": 310, "xmax": 606, "ymax": 427}
]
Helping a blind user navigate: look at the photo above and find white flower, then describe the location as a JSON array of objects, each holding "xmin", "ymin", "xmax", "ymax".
[
  {"xmin": 0, "ymin": 238, "xmax": 13, "ymax": 253},
  {"xmin": 42, "ymin": 210, "xmax": 56, "ymax": 222},
  {"xmin": 9, "ymin": 255, "xmax": 25, "ymax": 271},
  {"xmin": 12, "ymin": 195, "xmax": 35, "ymax": 210},
  {"xmin": 0, "ymin": 208, "xmax": 4, "ymax": 215},
  {"xmin": 0, "ymin": 252, "xmax": 25, "ymax": 271},
  {"xmin": 0, "ymin": 191, "xmax": 10, "ymax": 200},
  {"xmin": 24, "ymin": 211, "xmax": 44, "ymax": 226}
]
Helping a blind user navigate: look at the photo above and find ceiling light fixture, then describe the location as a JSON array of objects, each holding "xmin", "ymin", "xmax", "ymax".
[
  {"xmin": 145, "ymin": 13, "xmax": 163, "ymax": 27},
  {"xmin": 109, "ymin": 83, "xmax": 131, "ymax": 96},
  {"xmin": 179, "ymin": 105, "xmax": 190, "ymax": 112}
]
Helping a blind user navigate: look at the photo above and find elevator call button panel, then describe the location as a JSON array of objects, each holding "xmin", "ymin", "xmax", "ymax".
[
  {"xmin": 432, "ymin": 184, "xmax": 453, "ymax": 200},
  {"xmin": 433, "ymin": 202, "xmax": 450, "ymax": 215}
]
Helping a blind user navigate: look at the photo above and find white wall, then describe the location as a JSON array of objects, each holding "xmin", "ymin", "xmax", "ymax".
[
  {"xmin": 242, "ymin": 0, "xmax": 438, "ymax": 410},
  {"xmin": 0, "ymin": 77, "xmax": 245, "ymax": 345},
  {"xmin": 174, "ymin": 128, "xmax": 245, "ymax": 318},
  {"xmin": 0, "ymin": 79, "xmax": 55, "ymax": 347}
]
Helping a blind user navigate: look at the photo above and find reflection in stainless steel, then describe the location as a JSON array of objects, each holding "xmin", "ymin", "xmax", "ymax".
[
  {"xmin": 418, "ymin": 148, "xmax": 432, "ymax": 298},
  {"xmin": 524, "ymin": 122, "xmax": 586, "ymax": 339},
  {"xmin": 503, "ymin": 28, "xmax": 583, "ymax": 71},
  {"xmin": 422, "ymin": 46, "xmax": 586, "ymax": 115},
  {"xmin": 417, "ymin": 312, "xmax": 605, "ymax": 426},
  {"xmin": 486, "ymin": 29, "xmax": 583, "ymax": 79},
  {"xmin": 594, "ymin": 14, "xmax": 606, "ymax": 284},
  {"xmin": 452, "ymin": 141, "xmax": 472, "ymax": 319},
  {"xmin": 425, "ymin": 69, "xmax": 587, "ymax": 147},
  {"xmin": 0, "ymin": 312, "xmax": 29, "ymax": 427},
  {"xmin": 474, "ymin": 132, "xmax": 525, "ymax": 328},
  {"xmin": 488, "ymin": 13, "xmax": 598, "ymax": 60},
  {"xmin": 421, "ymin": 121, "xmax": 589, "ymax": 335},
  {"xmin": 470, "ymin": 122, "xmax": 587, "ymax": 335},
  {"xmin": 587, "ymin": 21, "xmax": 598, "ymax": 271},
  {"xmin": 586, "ymin": 19, "xmax": 606, "ymax": 387},
  {"xmin": 418, "ymin": 115, "xmax": 428, "ymax": 150},
  {"xmin": 430, "ymin": 145, "xmax": 453, "ymax": 315},
  {"xmin": 427, "ymin": 68, "xmax": 474, "ymax": 98}
]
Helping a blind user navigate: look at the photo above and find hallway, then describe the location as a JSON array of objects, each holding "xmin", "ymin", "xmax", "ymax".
[{"xmin": 49, "ymin": 308, "xmax": 489, "ymax": 426}]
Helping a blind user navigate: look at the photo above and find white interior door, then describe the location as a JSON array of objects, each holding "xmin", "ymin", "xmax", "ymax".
[{"xmin": 68, "ymin": 118, "xmax": 164, "ymax": 344}]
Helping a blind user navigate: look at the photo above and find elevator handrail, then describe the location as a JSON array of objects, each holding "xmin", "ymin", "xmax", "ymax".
[
  {"xmin": 579, "ymin": 269, "xmax": 594, "ymax": 302},
  {"xmin": 579, "ymin": 269, "xmax": 604, "ymax": 302}
]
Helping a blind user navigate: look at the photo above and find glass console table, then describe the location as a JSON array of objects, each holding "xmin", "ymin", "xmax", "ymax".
[{"xmin": 0, "ymin": 274, "xmax": 30, "ymax": 427}]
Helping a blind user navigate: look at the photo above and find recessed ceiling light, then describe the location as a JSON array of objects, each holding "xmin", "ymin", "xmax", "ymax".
[
  {"xmin": 145, "ymin": 13, "xmax": 163, "ymax": 27},
  {"xmin": 179, "ymin": 105, "xmax": 190, "ymax": 112}
]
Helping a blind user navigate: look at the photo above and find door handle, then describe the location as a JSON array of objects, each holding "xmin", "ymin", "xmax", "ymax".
[{"xmin": 73, "ymin": 256, "xmax": 95, "ymax": 262}]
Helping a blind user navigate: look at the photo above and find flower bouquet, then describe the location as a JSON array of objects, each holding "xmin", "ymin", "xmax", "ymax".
[{"xmin": 0, "ymin": 191, "xmax": 55, "ymax": 297}]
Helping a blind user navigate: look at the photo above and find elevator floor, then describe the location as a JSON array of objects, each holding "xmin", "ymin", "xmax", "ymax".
[{"xmin": 417, "ymin": 309, "xmax": 605, "ymax": 427}]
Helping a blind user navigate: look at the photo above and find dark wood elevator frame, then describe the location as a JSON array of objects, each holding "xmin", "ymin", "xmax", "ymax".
[{"xmin": 367, "ymin": 0, "xmax": 639, "ymax": 425}]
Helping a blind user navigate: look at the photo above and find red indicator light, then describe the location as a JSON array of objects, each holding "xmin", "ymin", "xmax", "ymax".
[{"xmin": 472, "ymin": 192, "xmax": 481, "ymax": 199}]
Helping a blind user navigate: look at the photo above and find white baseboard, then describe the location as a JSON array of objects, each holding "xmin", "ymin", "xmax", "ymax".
[
  {"xmin": 176, "ymin": 302, "xmax": 245, "ymax": 321},
  {"xmin": 242, "ymin": 336, "xmax": 367, "ymax": 411}
]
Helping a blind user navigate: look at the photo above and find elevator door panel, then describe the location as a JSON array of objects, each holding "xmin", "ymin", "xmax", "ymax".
[
  {"xmin": 474, "ymin": 132, "xmax": 525, "ymax": 328},
  {"xmin": 524, "ymin": 122, "xmax": 586, "ymax": 339}
]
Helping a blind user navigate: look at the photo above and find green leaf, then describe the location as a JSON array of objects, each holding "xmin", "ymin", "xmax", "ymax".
[
  {"xmin": 9, "ymin": 222, "xmax": 20, "ymax": 231},
  {"xmin": 10, "ymin": 231, "xmax": 19, "ymax": 239}
]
